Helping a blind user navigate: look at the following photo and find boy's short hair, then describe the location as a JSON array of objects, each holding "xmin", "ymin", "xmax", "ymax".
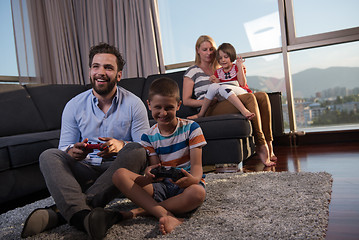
[
  {"xmin": 148, "ymin": 77, "xmax": 180, "ymax": 102},
  {"xmin": 89, "ymin": 42, "xmax": 126, "ymax": 71},
  {"xmin": 217, "ymin": 43, "xmax": 237, "ymax": 62}
]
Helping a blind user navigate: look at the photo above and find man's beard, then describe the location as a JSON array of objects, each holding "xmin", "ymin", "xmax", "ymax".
[{"xmin": 91, "ymin": 76, "xmax": 117, "ymax": 96}]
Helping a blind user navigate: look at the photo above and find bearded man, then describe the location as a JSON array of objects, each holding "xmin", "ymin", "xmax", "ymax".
[{"xmin": 21, "ymin": 43, "xmax": 150, "ymax": 240}]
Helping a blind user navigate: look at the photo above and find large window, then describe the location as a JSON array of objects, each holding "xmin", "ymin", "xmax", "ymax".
[
  {"xmin": 158, "ymin": 0, "xmax": 359, "ymax": 133},
  {"xmin": 158, "ymin": 0, "xmax": 280, "ymax": 66},
  {"xmin": 0, "ymin": 0, "xmax": 18, "ymax": 77},
  {"xmin": 289, "ymin": 42, "xmax": 359, "ymax": 131},
  {"xmin": 292, "ymin": 0, "xmax": 359, "ymax": 37}
]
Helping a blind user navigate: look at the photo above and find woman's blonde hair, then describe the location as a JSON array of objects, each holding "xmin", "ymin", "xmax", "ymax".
[{"xmin": 194, "ymin": 35, "xmax": 219, "ymax": 71}]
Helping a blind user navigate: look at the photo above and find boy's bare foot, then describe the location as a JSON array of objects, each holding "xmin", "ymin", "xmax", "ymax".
[
  {"xmin": 120, "ymin": 211, "xmax": 134, "ymax": 220},
  {"xmin": 187, "ymin": 114, "xmax": 199, "ymax": 120},
  {"xmin": 159, "ymin": 215, "xmax": 184, "ymax": 235}
]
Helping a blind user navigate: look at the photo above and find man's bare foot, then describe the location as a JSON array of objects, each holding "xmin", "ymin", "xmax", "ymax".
[
  {"xmin": 159, "ymin": 215, "xmax": 184, "ymax": 235},
  {"xmin": 187, "ymin": 114, "xmax": 199, "ymax": 120}
]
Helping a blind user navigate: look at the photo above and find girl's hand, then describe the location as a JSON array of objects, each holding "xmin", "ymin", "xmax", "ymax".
[
  {"xmin": 236, "ymin": 56, "xmax": 246, "ymax": 75},
  {"xmin": 210, "ymin": 75, "xmax": 220, "ymax": 83},
  {"xmin": 173, "ymin": 169, "xmax": 200, "ymax": 188}
]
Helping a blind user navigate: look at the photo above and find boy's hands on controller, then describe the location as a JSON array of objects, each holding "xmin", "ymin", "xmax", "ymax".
[
  {"xmin": 145, "ymin": 164, "xmax": 161, "ymax": 181},
  {"xmin": 172, "ymin": 169, "xmax": 199, "ymax": 188}
]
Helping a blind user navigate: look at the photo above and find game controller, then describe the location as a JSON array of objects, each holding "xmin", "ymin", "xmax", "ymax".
[
  {"xmin": 150, "ymin": 166, "xmax": 185, "ymax": 182},
  {"xmin": 84, "ymin": 143, "xmax": 107, "ymax": 151}
]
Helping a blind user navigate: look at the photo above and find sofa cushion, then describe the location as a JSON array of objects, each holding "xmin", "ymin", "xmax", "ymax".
[
  {"xmin": 118, "ymin": 77, "xmax": 146, "ymax": 98},
  {"xmin": 0, "ymin": 130, "xmax": 60, "ymax": 170},
  {"xmin": 0, "ymin": 164, "xmax": 47, "ymax": 204},
  {"xmin": 0, "ymin": 147, "xmax": 10, "ymax": 172},
  {"xmin": 202, "ymin": 137, "xmax": 255, "ymax": 165},
  {"xmin": 194, "ymin": 114, "xmax": 252, "ymax": 140},
  {"xmin": 0, "ymin": 84, "xmax": 47, "ymax": 137},
  {"xmin": 24, "ymin": 84, "xmax": 89, "ymax": 130}
]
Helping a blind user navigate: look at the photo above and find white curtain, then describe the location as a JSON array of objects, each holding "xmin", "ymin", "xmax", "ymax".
[{"xmin": 11, "ymin": 0, "xmax": 165, "ymax": 85}]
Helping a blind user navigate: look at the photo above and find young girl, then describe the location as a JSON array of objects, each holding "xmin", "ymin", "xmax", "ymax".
[{"xmin": 188, "ymin": 43, "xmax": 255, "ymax": 120}]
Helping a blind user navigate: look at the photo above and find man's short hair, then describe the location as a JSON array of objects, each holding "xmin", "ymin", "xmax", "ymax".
[
  {"xmin": 89, "ymin": 42, "xmax": 126, "ymax": 71},
  {"xmin": 217, "ymin": 43, "xmax": 237, "ymax": 62},
  {"xmin": 148, "ymin": 77, "xmax": 180, "ymax": 102}
]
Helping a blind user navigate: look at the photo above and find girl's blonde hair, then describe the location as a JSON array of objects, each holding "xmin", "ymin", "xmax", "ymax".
[{"xmin": 194, "ymin": 35, "xmax": 219, "ymax": 71}]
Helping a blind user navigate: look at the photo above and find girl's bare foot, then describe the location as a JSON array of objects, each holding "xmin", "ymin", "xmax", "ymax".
[
  {"xmin": 244, "ymin": 111, "xmax": 255, "ymax": 121},
  {"xmin": 159, "ymin": 215, "xmax": 184, "ymax": 235}
]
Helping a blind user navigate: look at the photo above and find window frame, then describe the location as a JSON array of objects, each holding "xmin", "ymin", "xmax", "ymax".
[{"xmin": 163, "ymin": 0, "xmax": 359, "ymax": 133}]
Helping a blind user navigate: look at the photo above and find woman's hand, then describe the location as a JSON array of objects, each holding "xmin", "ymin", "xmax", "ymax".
[{"xmin": 183, "ymin": 77, "xmax": 204, "ymax": 108}]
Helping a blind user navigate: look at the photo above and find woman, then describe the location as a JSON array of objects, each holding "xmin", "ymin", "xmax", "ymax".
[{"xmin": 182, "ymin": 35, "xmax": 276, "ymax": 166}]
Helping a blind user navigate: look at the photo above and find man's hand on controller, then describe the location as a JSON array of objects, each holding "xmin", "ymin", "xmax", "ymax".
[
  {"xmin": 68, "ymin": 138, "xmax": 92, "ymax": 161},
  {"xmin": 96, "ymin": 137, "xmax": 126, "ymax": 158}
]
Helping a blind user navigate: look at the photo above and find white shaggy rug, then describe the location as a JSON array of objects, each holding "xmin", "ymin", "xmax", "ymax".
[{"xmin": 0, "ymin": 171, "xmax": 333, "ymax": 240}]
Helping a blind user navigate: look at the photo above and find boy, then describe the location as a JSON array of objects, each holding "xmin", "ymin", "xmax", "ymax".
[{"xmin": 112, "ymin": 77, "xmax": 207, "ymax": 234}]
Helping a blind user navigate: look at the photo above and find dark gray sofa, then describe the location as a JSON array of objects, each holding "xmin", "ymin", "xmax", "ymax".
[{"xmin": 0, "ymin": 70, "xmax": 283, "ymax": 208}]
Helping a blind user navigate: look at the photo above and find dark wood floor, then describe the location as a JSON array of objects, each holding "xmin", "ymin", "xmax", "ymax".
[
  {"xmin": 2, "ymin": 141, "xmax": 358, "ymax": 240},
  {"xmin": 242, "ymin": 142, "xmax": 359, "ymax": 240}
]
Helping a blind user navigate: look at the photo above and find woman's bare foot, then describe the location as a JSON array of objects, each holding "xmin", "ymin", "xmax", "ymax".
[
  {"xmin": 267, "ymin": 141, "xmax": 277, "ymax": 161},
  {"xmin": 256, "ymin": 144, "xmax": 276, "ymax": 167},
  {"xmin": 159, "ymin": 215, "xmax": 184, "ymax": 235}
]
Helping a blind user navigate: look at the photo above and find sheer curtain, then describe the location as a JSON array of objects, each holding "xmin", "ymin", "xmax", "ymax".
[{"xmin": 11, "ymin": 0, "xmax": 165, "ymax": 85}]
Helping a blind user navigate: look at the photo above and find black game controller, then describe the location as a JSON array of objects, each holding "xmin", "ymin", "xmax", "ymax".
[
  {"xmin": 84, "ymin": 143, "xmax": 107, "ymax": 151},
  {"xmin": 150, "ymin": 166, "xmax": 185, "ymax": 182}
]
